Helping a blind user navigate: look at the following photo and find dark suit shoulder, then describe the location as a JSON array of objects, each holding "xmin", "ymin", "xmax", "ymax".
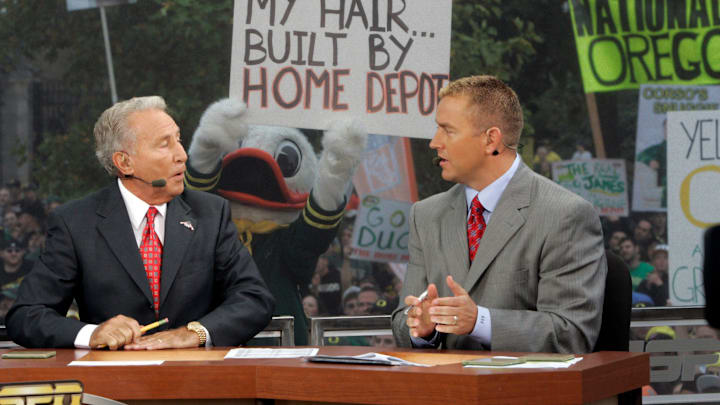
[
  {"xmin": 179, "ymin": 187, "xmax": 227, "ymax": 208},
  {"xmin": 53, "ymin": 185, "xmax": 114, "ymax": 218}
]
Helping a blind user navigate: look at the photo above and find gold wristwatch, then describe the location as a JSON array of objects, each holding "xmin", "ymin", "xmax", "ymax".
[{"xmin": 186, "ymin": 321, "xmax": 207, "ymax": 346}]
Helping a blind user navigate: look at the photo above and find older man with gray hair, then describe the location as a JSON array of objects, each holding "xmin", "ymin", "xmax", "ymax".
[{"xmin": 7, "ymin": 96, "xmax": 274, "ymax": 350}]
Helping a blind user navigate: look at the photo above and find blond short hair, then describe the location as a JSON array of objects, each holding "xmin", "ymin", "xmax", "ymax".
[
  {"xmin": 438, "ymin": 75, "xmax": 523, "ymax": 146},
  {"xmin": 93, "ymin": 96, "xmax": 167, "ymax": 175}
]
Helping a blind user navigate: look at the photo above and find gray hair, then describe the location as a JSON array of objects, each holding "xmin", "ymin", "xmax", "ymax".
[{"xmin": 93, "ymin": 96, "xmax": 168, "ymax": 175}]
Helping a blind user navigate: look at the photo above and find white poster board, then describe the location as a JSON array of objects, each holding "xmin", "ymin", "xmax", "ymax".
[
  {"xmin": 552, "ymin": 159, "xmax": 628, "ymax": 217},
  {"xmin": 350, "ymin": 195, "xmax": 411, "ymax": 263},
  {"xmin": 633, "ymin": 84, "xmax": 720, "ymax": 212},
  {"xmin": 230, "ymin": 0, "xmax": 452, "ymax": 139},
  {"xmin": 667, "ymin": 110, "xmax": 720, "ymax": 306}
]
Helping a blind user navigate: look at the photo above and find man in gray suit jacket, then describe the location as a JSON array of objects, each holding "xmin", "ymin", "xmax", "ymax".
[
  {"xmin": 7, "ymin": 96, "xmax": 274, "ymax": 349},
  {"xmin": 391, "ymin": 76, "xmax": 606, "ymax": 353}
]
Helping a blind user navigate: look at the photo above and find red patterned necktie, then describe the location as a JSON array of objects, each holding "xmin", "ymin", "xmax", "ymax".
[
  {"xmin": 467, "ymin": 196, "xmax": 486, "ymax": 263},
  {"xmin": 140, "ymin": 207, "xmax": 162, "ymax": 315}
]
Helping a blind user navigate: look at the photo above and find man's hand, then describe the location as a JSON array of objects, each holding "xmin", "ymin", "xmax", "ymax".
[
  {"xmin": 429, "ymin": 276, "xmax": 478, "ymax": 335},
  {"xmin": 405, "ymin": 284, "xmax": 438, "ymax": 339},
  {"xmin": 124, "ymin": 327, "xmax": 200, "ymax": 350},
  {"xmin": 90, "ymin": 315, "xmax": 142, "ymax": 350},
  {"xmin": 646, "ymin": 271, "xmax": 663, "ymax": 286}
]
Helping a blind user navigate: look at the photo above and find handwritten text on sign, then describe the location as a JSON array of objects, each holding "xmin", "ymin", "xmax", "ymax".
[
  {"xmin": 351, "ymin": 195, "xmax": 411, "ymax": 263},
  {"xmin": 667, "ymin": 110, "xmax": 720, "ymax": 305},
  {"xmin": 552, "ymin": 159, "xmax": 629, "ymax": 217},
  {"xmin": 230, "ymin": 0, "xmax": 452, "ymax": 138}
]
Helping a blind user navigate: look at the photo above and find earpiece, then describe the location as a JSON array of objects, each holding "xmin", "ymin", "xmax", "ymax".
[{"xmin": 492, "ymin": 151, "xmax": 499, "ymax": 156}]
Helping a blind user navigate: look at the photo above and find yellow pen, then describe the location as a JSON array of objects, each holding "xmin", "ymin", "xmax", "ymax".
[
  {"xmin": 96, "ymin": 318, "xmax": 169, "ymax": 349},
  {"xmin": 140, "ymin": 317, "xmax": 169, "ymax": 333}
]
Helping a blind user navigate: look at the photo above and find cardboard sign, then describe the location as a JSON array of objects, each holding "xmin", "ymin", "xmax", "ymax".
[
  {"xmin": 552, "ymin": 159, "xmax": 629, "ymax": 217},
  {"xmin": 230, "ymin": 0, "xmax": 452, "ymax": 138},
  {"xmin": 353, "ymin": 134, "xmax": 418, "ymax": 202},
  {"xmin": 667, "ymin": 110, "xmax": 720, "ymax": 305},
  {"xmin": 569, "ymin": 0, "xmax": 720, "ymax": 93},
  {"xmin": 633, "ymin": 84, "xmax": 720, "ymax": 212},
  {"xmin": 350, "ymin": 195, "xmax": 411, "ymax": 263}
]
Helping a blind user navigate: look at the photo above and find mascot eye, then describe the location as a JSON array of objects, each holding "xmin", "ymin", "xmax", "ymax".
[{"xmin": 275, "ymin": 140, "xmax": 302, "ymax": 177}]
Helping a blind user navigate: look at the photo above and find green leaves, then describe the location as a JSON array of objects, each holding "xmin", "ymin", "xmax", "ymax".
[
  {"xmin": 449, "ymin": 0, "xmax": 540, "ymax": 82},
  {"xmin": 1, "ymin": 0, "xmax": 234, "ymax": 197}
]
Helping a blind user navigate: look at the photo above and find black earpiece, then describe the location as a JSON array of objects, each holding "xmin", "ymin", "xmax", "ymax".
[{"xmin": 492, "ymin": 150, "xmax": 499, "ymax": 156}]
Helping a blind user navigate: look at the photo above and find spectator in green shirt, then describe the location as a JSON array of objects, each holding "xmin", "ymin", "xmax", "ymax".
[{"xmin": 619, "ymin": 237, "xmax": 654, "ymax": 291}]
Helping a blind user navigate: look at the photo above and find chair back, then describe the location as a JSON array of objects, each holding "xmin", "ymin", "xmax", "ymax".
[
  {"xmin": 250, "ymin": 316, "xmax": 295, "ymax": 346},
  {"xmin": 594, "ymin": 250, "xmax": 632, "ymax": 352},
  {"xmin": 704, "ymin": 225, "xmax": 720, "ymax": 328},
  {"xmin": 310, "ymin": 315, "xmax": 391, "ymax": 346}
]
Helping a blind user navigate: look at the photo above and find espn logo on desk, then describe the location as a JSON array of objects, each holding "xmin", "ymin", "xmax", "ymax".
[{"xmin": 0, "ymin": 380, "xmax": 83, "ymax": 404}]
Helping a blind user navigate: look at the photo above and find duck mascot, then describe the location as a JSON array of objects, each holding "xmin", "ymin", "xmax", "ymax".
[{"xmin": 184, "ymin": 98, "xmax": 367, "ymax": 344}]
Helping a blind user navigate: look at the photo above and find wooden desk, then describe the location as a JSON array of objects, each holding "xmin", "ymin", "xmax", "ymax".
[{"xmin": 0, "ymin": 346, "xmax": 648, "ymax": 405}]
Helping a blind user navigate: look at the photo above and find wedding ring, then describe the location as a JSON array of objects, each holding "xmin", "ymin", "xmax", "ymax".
[{"xmin": 453, "ymin": 315, "xmax": 458, "ymax": 325}]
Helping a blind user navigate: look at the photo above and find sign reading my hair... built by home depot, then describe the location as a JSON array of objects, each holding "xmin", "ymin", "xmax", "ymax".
[{"xmin": 230, "ymin": 0, "xmax": 452, "ymax": 139}]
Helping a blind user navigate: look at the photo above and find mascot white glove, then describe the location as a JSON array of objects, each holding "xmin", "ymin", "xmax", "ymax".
[
  {"xmin": 188, "ymin": 98, "xmax": 248, "ymax": 174},
  {"xmin": 313, "ymin": 119, "xmax": 367, "ymax": 211}
]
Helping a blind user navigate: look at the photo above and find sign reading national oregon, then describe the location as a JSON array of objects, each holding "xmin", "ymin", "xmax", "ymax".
[{"xmin": 569, "ymin": 0, "xmax": 720, "ymax": 93}]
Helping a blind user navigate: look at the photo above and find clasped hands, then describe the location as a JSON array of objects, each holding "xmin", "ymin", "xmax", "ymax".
[
  {"xmin": 405, "ymin": 275, "xmax": 478, "ymax": 339},
  {"xmin": 89, "ymin": 314, "xmax": 200, "ymax": 350}
]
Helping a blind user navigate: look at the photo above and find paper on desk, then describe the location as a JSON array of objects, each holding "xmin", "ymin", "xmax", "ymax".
[
  {"xmin": 355, "ymin": 352, "xmax": 431, "ymax": 367},
  {"xmin": 225, "ymin": 348, "xmax": 319, "ymax": 359},
  {"xmin": 463, "ymin": 356, "xmax": 583, "ymax": 369},
  {"xmin": 68, "ymin": 360, "xmax": 164, "ymax": 366}
]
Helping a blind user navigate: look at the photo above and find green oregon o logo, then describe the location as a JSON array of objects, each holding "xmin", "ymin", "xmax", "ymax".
[{"xmin": 680, "ymin": 165, "xmax": 720, "ymax": 228}]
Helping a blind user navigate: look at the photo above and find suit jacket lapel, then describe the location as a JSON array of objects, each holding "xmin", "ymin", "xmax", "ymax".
[
  {"xmin": 96, "ymin": 184, "xmax": 154, "ymax": 306},
  {"xmin": 441, "ymin": 184, "xmax": 470, "ymax": 285},
  {"xmin": 159, "ymin": 194, "xmax": 194, "ymax": 308},
  {"xmin": 462, "ymin": 163, "xmax": 532, "ymax": 292}
]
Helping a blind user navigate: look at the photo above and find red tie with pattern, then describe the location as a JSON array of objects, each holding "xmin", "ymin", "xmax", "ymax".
[
  {"xmin": 141, "ymin": 207, "xmax": 162, "ymax": 315},
  {"xmin": 467, "ymin": 196, "xmax": 486, "ymax": 263}
]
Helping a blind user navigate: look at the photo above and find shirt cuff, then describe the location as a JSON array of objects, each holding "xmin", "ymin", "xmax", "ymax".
[
  {"xmin": 409, "ymin": 329, "xmax": 439, "ymax": 348},
  {"xmin": 469, "ymin": 305, "xmax": 491, "ymax": 348},
  {"xmin": 74, "ymin": 324, "xmax": 98, "ymax": 349}
]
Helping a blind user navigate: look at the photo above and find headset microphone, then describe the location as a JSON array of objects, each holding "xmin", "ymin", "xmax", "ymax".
[
  {"xmin": 149, "ymin": 179, "xmax": 167, "ymax": 188},
  {"xmin": 123, "ymin": 174, "xmax": 167, "ymax": 188}
]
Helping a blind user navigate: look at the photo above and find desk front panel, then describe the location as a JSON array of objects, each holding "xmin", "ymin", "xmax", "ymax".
[{"xmin": 0, "ymin": 347, "xmax": 649, "ymax": 404}]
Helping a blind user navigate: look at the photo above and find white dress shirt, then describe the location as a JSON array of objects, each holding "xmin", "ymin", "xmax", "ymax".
[{"xmin": 411, "ymin": 154, "xmax": 521, "ymax": 349}]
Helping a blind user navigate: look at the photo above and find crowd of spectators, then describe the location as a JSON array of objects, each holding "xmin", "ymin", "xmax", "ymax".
[
  {"xmin": 0, "ymin": 180, "xmax": 61, "ymax": 323},
  {"xmin": 603, "ymin": 213, "xmax": 670, "ymax": 307},
  {"xmin": 301, "ymin": 208, "xmax": 405, "ymax": 347}
]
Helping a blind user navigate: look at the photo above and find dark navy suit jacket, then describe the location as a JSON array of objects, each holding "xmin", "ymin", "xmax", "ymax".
[{"xmin": 7, "ymin": 183, "xmax": 274, "ymax": 348}]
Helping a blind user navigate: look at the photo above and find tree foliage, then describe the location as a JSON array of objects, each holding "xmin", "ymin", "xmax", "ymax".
[{"xmin": 1, "ymin": 0, "xmax": 234, "ymax": 200}]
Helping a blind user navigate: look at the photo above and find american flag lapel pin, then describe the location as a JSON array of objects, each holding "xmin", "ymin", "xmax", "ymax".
[{"xmin": 180, "ymin": 221, "xmax": 195, "ymax": 231}]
